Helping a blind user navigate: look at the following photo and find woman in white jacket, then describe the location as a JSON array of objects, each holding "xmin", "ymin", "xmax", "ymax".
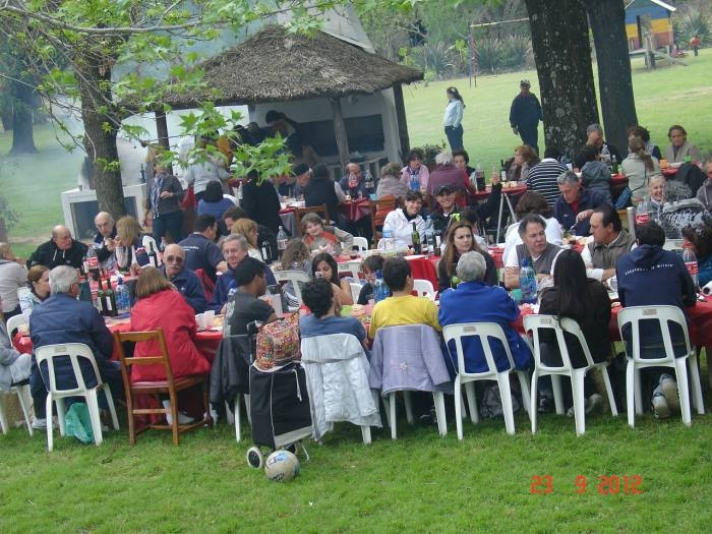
[{"xmin": 382, "ymin": 190, "xmax": 426, "ymax": 249}]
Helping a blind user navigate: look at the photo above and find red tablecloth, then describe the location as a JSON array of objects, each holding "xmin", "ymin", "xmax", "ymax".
[
  {"xmin": 515, "ymin": 297, "xmax": 712, "ymax": 347},
  {"xmin": 339, "ymin": 198, "xmax": 371, "ymax": 223},
  {"xmin": 611, "ymin": 173, "xmax": 628, "ymax": 186},
  {"xmin": 13, "ymin": 324, "xmax": 223, "ymax": 363},
  {"xmin": 406, "ymin": 255, "xmax": 439, "ymax": 289}
]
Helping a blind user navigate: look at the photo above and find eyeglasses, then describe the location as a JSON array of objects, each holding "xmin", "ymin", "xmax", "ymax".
[
  {"xmin": 54, "ymin": 235, "xmax": 72, "ymax": 241},
  {"xmin": 165, "ymin": 256, "xmax": 184, "ymax": 264}
]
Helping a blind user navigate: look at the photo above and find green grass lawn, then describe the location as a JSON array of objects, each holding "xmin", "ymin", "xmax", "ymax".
[{"xmin": 2, "ymin": 403, "xmax": 712, "ymax": 532}]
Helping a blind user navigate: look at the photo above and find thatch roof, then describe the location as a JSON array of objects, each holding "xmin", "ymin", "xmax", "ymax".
[{"xmin": 158, "ymin": 25, "xmax": 423, "ymax": 108}]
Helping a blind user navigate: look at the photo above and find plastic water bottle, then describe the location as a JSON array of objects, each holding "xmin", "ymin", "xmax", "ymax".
[
  {"xmin": 683, "ymin": 248, "xmax": 699, "ymax": 288},
  {"xmin": 423, "ymin": 216, "xmax": 434, "ymax": 250},
  {"xmin": 364, "ymin": 170, "xmax": 375, "ymax": 197},
  {"xmin": 382, "ymin": 229, "xmax": 394, "ymax": 251},
  {"xmin": 277, "ymin": 226, "xmax": 288, "ymax": 252},
  {"xmin": 374, "ymin": 270, "xmax": 389, "ymax": 303},
  {"xmin": 600, "ymin": 144, "xmax": 611, "ymax": 165},
  {"xmin": 237, "ymin": 181, "xmax": 243, "ymax": 205},
  {"xmin": 519, "ymin": 258, "xmax": 538, "ymax": 304},
  {"xmin": 115, "ymin": 277, "xmax": 131, "ymax": 315}
]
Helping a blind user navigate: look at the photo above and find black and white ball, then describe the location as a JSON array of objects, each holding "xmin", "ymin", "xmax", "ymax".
[{"xmin": 264, "ymin": 450, "xmax": 300, "ymax": 482}]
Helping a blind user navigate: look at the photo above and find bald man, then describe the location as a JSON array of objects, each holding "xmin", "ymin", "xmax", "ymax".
[
  {"xmin": 159, "ymin": 244, "xmax": 206, "ymax": 313},
  {"xmin": 27, "ymin": 225, "xmax": 88, "ymax": 269},
  {"xmin": 93, "ymin": 212, "xmax": 117, "ymax": 264}
]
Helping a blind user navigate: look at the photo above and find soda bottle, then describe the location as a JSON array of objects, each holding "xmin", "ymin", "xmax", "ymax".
[
  {"xmin": 683, "ymin": 247, "xmax": 699, "ymax": 288},
  {"xmin": 261, "ymin": 240, "xmax": 272, "ymax": 264},
  {"xmin": 635, "ymin": 196, "xmax": 650, "ymax": 226},
  {"xmin": 86, "ymin": 246, "xmax": 100, "ymax": 281},
  {"xmin": 277, "ymin": 226, "xmax": 288, "ymax": 252},
  {"xmin": 364, "ymin": 170, "xmax": 375, "ymax": 197},
  {"xmin": 475, "ymin": 164, "xmax": 486, "ymax": 191}
]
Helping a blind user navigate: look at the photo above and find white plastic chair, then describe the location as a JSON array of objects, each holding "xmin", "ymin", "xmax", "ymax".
[
  {"xmin": 35, "ymin": 343, "xmax": 119, "ymax": 451},
  {"xmin": 413, "ymin": 279, "xmax": 436, "ymax": 301},
  {"xmin": 0, "ymin": 383, "xmax": 34, "ymax": 436},
  {"xmin": 352, "ymin": 237, "xmax": 369, "ymax": 252},
  {"xmin": 370, "ymin": 325, "xmax": 450, "ymax": 439},
  {"xmin": 337, "ymin": 260, "xmax": 361, "ymax": 281},
  {"xmin": 6, "ymin": 315, "xmax": 28, "ymax": 337},
  {"xmin": 350, "ymin": 282, "xmax": 362, "ymax": 303},
  {"xmin": 617, "ymin": 305, "xmax": 704, "ymax": 427},
  {"xmin": 301, "ymin": 334, "xmax": 381, "ymax": 444},
  {"xmin": 524, "ymin": 315, "xmax": 618, "ymax": 436},
  {"xmin": 273, "ymin": 270, "xmax": 311, "ymax": 305},
  {"xmin": 442, "ymin": 322, "xmax": 531, "ymax": 438}
]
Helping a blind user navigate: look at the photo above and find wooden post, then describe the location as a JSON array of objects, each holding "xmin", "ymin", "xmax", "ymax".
[
  {"xmin": 393, "ymin": 85, "xmax": 410, "ymax": 163},
  {"xmin": 155, "ymin": 111, "xmax": 170, "ymax": 149},
  {"xmin": 330, "ymin": 97, "xmax": 350, "ymax": 175}
]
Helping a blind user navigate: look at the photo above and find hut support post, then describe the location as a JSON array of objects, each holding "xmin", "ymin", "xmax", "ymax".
[
  {"xmin": 156, "ymin": 111, "xmax": 170, "ymax": 149},
  {"xmin": 330, "ymin": 98, "xmax": 350, "ymax": 173},
  {"xmin": 393, "ymin": 84, "xmax": 410, "ymax": 162}
]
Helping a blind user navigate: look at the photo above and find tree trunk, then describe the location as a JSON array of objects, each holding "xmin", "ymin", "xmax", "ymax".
[
  {"xmin": 76, "ymin": 45, "xmax": 126, "ymax": 220},
  {"xmin": 9, "ymin": 84, "xmax": 37, "ymax": 154},
  {"xmin": 524, "ymin": 0, "xmax": 600, "ymax": 159},
  {"xmin": 586, "ymin": 0, "xmax": 638, "ymax": 156}
]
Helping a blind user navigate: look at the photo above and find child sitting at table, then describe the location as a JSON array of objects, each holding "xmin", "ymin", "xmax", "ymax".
[
  {"xmin": 301, "ymin": 213, "xmax": 354, "ymax": 256},
  {"xmin": 357, "ymin": 255, "xmax": 390, "ymax": 305}
]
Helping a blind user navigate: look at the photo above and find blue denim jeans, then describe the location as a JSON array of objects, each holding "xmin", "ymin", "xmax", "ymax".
[{"xmin": 444, "ymin": 124, "xmax": 464, "ymax": 151}]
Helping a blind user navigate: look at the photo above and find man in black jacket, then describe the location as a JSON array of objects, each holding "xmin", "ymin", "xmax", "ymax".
[
  {"xmin": 27, "ymin": 225, "xmax": 88, "ymax": 269},
  {"xmin": 509, "ymin": 80, "xmax": 543, "ymax": 154}
]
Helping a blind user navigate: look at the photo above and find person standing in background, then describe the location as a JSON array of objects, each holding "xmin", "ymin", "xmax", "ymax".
[
  {"xmin": 509, "ymin": 80, "xmax": 543, "ymax": 154},
  {"xmin": 443, "ymin": 87, "xmax": 465, "ymax": 152},
  {"xmin": 689, "ymin": 35, "xmax": 700, "ymax": 56}
]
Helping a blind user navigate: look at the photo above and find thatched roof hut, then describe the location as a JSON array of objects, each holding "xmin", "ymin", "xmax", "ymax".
[
  {"xmin": 160, "ymin": 25, "xmax": 423, "ymax": 108},
  {"xmin": 141, "ymin": 25, "xmax": 423, "ymax": 169}
]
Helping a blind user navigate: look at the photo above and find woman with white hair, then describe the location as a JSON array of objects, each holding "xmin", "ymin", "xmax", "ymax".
[
  {"xmin": 439, "ymin": 251, "xmax": 531, "ymax": 373},
  {"xmin": 0, "ymin": 243, "xmax": 28, "ymax": 320}
]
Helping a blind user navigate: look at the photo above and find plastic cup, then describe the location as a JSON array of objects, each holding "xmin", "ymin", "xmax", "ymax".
[
  {"xmin": 195, "ymin": 313, "xmax": 206, "ymax": 330},
  {"xmin": 204, "ymin": 310, "xmax": 215, "ymax": 327}
]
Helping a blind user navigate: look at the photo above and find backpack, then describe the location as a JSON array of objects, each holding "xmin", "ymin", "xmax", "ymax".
[{"xmin": 254, "ymin": 313, "xmax": 301, "ymax": 371}]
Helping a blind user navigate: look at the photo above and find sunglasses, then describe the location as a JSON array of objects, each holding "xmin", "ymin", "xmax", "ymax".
[{"xmin": 165, "ymin": 256, "xmax": 184, "ymax": 264}]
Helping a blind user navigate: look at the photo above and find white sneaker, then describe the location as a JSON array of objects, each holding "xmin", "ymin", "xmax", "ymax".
[
  {"xmin": 165, "ymin": 411, "xmax": 195, "ymax": 425},
  {"xmin": 31, "ymin": 418, "xmax": 48, "ymax": 430},
  {"xmin": 659, "ymin": 374, "xmax": 680, "ymax": 413}
]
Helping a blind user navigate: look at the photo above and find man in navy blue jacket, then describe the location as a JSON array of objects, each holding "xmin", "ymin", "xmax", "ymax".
[
  {"xmin": 616, "ymin": 221, "xmax": 696, "ymax": 418},
  {"xmin": 161, "ymin": 244, "xmax": 207, "ymax": 313},
  {"xmin": 29, "ymin": 266, "xmax": 122, "ymax": 429},
  {"xmin": 554, "ymin": 171, "xmax": 608, "ymax": 236}
]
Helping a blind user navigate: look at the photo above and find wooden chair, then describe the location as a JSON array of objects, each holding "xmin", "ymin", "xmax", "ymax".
[
  {"xmin": 369, "ymin": 195, "xmax": 397, "ymax": 243},
  {"xmin": 114, "ymin": 329, "xmax": 211, "ymax": 445},
  {"xmin": 296, "ymin": 204, "xmax": 329, "ymax": 236}
]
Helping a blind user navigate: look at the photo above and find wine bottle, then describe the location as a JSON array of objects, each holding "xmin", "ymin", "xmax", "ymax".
[{"xmin": 411, "ymin": 222, "xmax": 422, "ymax": 254}]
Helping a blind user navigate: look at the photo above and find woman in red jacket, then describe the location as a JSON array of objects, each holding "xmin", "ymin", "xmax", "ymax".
[{"xmin": 130, "ymin": 267, "xmax": 211, "ymax": 383}]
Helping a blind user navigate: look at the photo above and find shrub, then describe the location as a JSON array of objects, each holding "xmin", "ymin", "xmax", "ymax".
[
  {"xmin": 501, "ymin": 34, "xmax": 533, "ymax": 70},
  {"xmin": 474, "ymin": 37, "xmax": 504, "ymax": 73},
  {"xmin": 410, "ymin": 42, "xmax": 456, "ymax": 80}
]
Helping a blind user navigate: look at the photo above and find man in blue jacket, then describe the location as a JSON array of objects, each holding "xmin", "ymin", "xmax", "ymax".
[
  {"xmin": 29, "ymin": 266, "xmax": 122, "ymax": 429},
  {"xmin": 616, "ymin": 221, "xmax": 697, "ymax": 418},
  {"xmin": 161, "ymin": 244, "xmax": 207, "ymax": 313},
  {"xmin": 439, "ymin": 251, "xmax": 531, "ymax": 374},
  {"xmin": 509, "ymin": 80, "xmax": 543, "ymax": 154},
  {"xmin": 554, "ymin": 170, "xmax": 608, "ymax": 236}
]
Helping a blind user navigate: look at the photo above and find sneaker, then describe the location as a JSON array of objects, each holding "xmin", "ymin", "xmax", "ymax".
[
  {"xmin": 418, "ymin": 406, "xmax": 437, "ymax": 426},
  {"xmin": 31, "ymin": 418, "xmax": 48, "ymax": 430},
  {"xmin": 651, "ymin": 391, "xmax": 671, "ymax": 419},
  {"xmin": 659, "ymin": 374, "xmax": 680, "ymax": 413}
]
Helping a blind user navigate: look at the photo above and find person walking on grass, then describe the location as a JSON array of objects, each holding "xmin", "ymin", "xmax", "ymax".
[{"xmin": 443, "ymin": 87, "xmax": 465, "ymax": 152}]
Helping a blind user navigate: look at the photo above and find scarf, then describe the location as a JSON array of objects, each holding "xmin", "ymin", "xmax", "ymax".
[{"xmin": 150, "ymin": 173, "xmax": 165, "ymax": 218}]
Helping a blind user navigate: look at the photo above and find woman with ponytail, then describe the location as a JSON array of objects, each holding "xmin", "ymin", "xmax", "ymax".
[
  {"xmin": 622, "ymin": 136, "xmax": 660, "ymax": 205},
  {"xmin": 443, "ymin": 87, "xmax": 465, "ymax": 151}
]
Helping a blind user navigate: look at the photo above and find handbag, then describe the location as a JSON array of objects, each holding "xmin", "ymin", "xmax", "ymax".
[{"xmin": 180, "ymin": 184, "xmax": 196, "ymax": 210}]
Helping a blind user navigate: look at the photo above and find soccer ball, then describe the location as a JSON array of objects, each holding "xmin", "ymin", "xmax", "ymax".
[{"xmin": 264, "ymin": 450, "xmax": 300, "ymax": 482}]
